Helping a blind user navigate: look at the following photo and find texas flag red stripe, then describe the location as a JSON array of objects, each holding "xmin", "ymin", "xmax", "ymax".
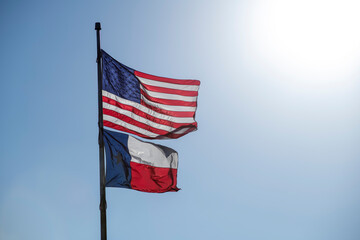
[{"xmin": 130, "ymin": 162, "xmax": 179, "ymax": 193}]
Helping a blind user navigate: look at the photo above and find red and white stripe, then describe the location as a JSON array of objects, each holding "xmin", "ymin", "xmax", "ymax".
[{"xmin": 102, "ymin": 71, "xmax": 200, "ymax": 139}]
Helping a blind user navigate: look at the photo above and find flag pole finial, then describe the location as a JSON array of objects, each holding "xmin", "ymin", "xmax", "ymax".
[{"xmin": 95, "ymin": 22, "xmax": 101, "ymax": 30}]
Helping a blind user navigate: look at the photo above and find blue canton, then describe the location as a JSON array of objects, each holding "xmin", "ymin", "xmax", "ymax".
[{"xmin": 101, "ymin": 50, "xmax": 141, "ymax": 103}]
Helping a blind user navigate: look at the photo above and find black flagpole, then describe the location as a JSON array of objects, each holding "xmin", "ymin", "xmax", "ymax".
[{"xmin": 95, "ymin": 22, "xmax": 107, "ymax": 240}]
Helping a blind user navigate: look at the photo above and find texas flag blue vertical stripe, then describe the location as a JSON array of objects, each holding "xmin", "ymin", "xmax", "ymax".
[{"xmin": 103, "ymin": 130, "xmax": 132, "ymax": 189}]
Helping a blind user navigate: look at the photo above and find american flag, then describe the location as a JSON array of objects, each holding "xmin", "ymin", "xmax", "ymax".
[{"xmin": 101, "ymin": 50, "xmax": 200, "ymax": 139}]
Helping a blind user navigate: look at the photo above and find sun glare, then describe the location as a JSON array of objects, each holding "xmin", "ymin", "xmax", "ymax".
[{"xmin": 245, "ymin": 0, "xmax": 360, "ymax": 85}]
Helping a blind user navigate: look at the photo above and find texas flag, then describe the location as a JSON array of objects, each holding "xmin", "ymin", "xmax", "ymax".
[{"xmin": 103, "ymin": 129, "xmax": 179, "ymax": 193}]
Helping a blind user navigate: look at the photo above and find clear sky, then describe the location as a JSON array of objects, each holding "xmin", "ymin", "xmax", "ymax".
[{"xmin": 1, "ymin": 0, "xmax": 360, "ymax": 239}]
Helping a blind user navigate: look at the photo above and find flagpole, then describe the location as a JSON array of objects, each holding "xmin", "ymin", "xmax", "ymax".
[{"xmin": 95, "ymin": 22, "xmax": 107, "ymax": 240}]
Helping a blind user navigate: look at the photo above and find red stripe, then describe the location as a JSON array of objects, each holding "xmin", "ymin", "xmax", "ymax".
[
  {"xmin": 140, "ymin": 100, "xmax": 195, "ymax": 118},
  {"xmin": 104, "ymin": 120, "xmax": 197, "ymax": 139},
  {"xmin": 104, "ymin": 104, "xmax": 197, "ymax": 137},
  {"xmin": 102, "ymin": 96, "xmax": 195, "ymax": 120},
  {"xmin": 141, "ymin": 83, "xmax": 198, "ymax": 96},
  {"xmin": 130, "ymin": 162, "xmax": 179, "ymax": 193},
  {"xmin": 135, "ymin": 71, "xmax": 200, "ymax": 86},
  {"xmin": 103, "ymin": 121, "xmax": 151, "ymax": 139},
  {"xmin": 158, "ymin": 126, "xmax": 198, "ymax": 139},
  {"xmin": 103, "ymin": 107, "xmax": 197, "ymax": 129},
  {"xmin": 104, "ymin": 112, "xmax": 171, "ymax": 135},
  {"xmin": 140, "ymin": 89, "xmax": 197, "ymax": 107},
  {"xmin": 104, "ymin": 110, "xmax": 197, "ymax": 137}
]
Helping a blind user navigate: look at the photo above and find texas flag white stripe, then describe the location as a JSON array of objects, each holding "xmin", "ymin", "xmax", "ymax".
[{"xmin": 127, "ymin": 135, "xmax": 178, "ymax": 169}]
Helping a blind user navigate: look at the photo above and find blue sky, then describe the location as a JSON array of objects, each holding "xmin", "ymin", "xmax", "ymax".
[{"xmin": 1, "ymin": 0, "xmax": 360, "ymax": 239}]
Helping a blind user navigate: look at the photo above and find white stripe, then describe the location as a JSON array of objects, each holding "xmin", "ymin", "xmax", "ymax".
[
  {"xmin": 141, "ymin": 95, "xmax": 197, "ymax": 112},
  {"xmin": 103, "ymin": 102, "xmax": 179, "ymax": 132},
  {"xmin": 102, "ymin": 90, "xmax": 195, "ymax": 123},
  {"xmin": 137, "ymin": 76, "xmax": 199, "ymax": 91},
  {"xmin": 103, "ymin": 115, "xmax": 159, "ymax": 138},
  {"xmin": 128, "ymin": 136, "xmax": 178, "ymax": 169},
  {"xmin": 140, "ymin": 85, "xmax": 198, "ymax": 102}
]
